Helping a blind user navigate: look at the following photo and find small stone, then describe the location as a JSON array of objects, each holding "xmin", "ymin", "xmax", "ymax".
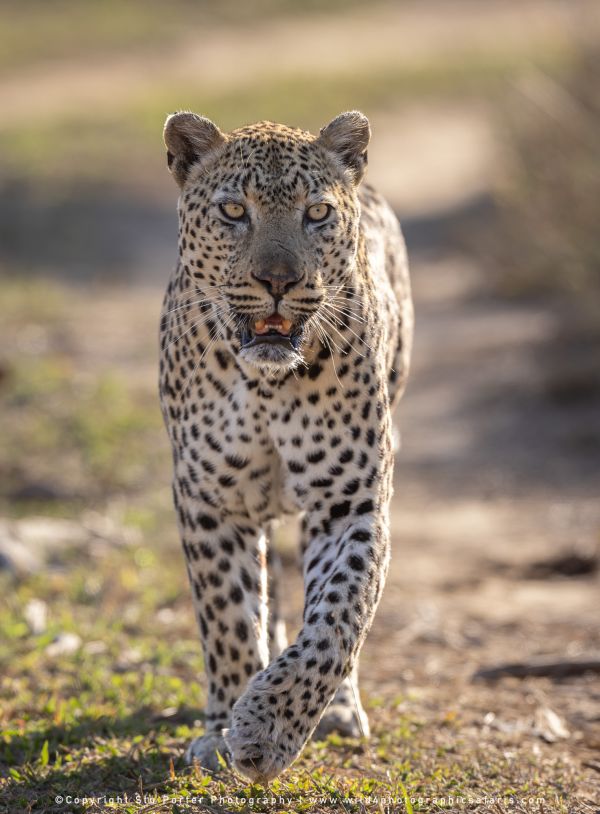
[
  {"xmin": 24, "ymin": 599, "xmax": 48, "ymax": 634},
  {"xmin": 83, "ymin": 640, "xmax": 108, "ymax": 655},
  {"xmin": 533, "ymin": 706, "xmax": 570, "ymax": 742},
  {"xmin": 46, "ymin": 632, "xmax": 82, "ymax": 657}
]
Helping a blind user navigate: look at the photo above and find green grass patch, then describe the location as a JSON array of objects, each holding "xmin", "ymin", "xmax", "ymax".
[
  {"xmin": 1, "ymin": 358, "xmax": 163, "ymax": 499},
  {"xmin": 0, "ymin": 279, "xmax": 167, "ymax": 508}
]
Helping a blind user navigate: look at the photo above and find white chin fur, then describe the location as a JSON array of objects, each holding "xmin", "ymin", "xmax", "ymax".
[{"xmin": 239, "ymin": 344, "xmax": 303, "ymax": 371}]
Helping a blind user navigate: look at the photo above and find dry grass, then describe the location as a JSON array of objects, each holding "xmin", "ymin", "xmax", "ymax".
[{"xmin": 490, "ymin": 45, "xmax": 600, "ymax": 311}]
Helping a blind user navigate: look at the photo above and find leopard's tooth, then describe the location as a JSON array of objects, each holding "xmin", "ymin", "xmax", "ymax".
[
  {"xmin": 254, "ymin": 320, "xmax": 266, "ymax": 332},
  {"xmin": 281, "ymin": 319, "xmax": 292, "ymax": 333}
]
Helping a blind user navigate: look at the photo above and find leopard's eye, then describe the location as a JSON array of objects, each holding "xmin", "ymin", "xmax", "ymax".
[
  {"xmin": 220, "ymin": 202, "xmax": 246, "ymax": 220},
  {"xmin": 306, "ymin": 203, "xmax": 331, "ymax": 222}
]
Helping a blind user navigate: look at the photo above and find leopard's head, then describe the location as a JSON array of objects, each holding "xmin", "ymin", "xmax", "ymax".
[{"xmin": 164, "ymin": 112, "xmax": 370, "ymax": 371}]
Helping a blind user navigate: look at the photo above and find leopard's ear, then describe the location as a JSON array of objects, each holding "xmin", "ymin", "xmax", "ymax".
[
  {"xmin": 163, "ymin": 112, "xmax": 225, "ymax": 187},
  {"xmin": 318, "ymin": 111, "xmax": 370, "ymax": 183}
]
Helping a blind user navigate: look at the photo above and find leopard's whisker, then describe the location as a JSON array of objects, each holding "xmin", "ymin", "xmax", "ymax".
[
  {"xmin": 323, "ymin": 300, "xmax": 364, "ymax": 325},
  {"xmin": 163, "ymin": 304, "xmax": 228, "ymax": 352},
  {"xmin": 320, "ymin": 304, "xmax": 369, "ymax": 349},
  {"xmin": 312, "ymin": 318, "xmax": 344, "ymax": 390},
  {"xmin": 164, "ymin": 295, "xmax": 224, "ymax": 316},
  {"xmin": 317, "ymin": 312, "xmax": 366, "ymax": 359},
  {"xmin": 310, "ymin": 314, "xmax": 345, "ymax": 358}
]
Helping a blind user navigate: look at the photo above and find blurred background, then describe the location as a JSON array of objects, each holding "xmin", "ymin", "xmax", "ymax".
[{"xmin": 1, "ymin": 0, "xmax": 599, "ymax": 804}]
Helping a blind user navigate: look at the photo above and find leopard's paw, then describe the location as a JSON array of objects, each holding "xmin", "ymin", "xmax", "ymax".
[
  {"xmin": 185, "ymin": 732, "xmax": 231, "ymax": 772},
  {"xmin": 224, "ymin": 672, "xmax": 304, "ymax": 782},
  {"xmin": 224, "ymin": 726, "xmax": 290, "ymax": 783}
]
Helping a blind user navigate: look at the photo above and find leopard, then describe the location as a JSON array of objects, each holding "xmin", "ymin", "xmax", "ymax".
[{"xmin": 159, "ymin": 109, "xmax": 413, "ymax": 782}]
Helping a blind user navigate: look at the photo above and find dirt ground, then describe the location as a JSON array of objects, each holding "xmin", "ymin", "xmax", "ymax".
[
  {"xmin": 363, "ymin": 254, "xmax": 600, "ymax": 773},
  {"xmin": 1, "ymin": 1, "xmax": 599, "ymax": 809}
]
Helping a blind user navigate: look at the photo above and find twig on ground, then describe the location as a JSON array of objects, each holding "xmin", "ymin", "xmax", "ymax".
[{"xmin": 472, "ymin": 658, "xmax": 600, "ymax": 681}]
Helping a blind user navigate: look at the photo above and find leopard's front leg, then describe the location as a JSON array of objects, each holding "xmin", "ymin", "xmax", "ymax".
[
  {"xmin": 226, "ymin": 499, "xmax": 391, "ymax": 781},
  {"xmin": 178, "ymin": 501, "xmax": 270, "ymax": 770}
]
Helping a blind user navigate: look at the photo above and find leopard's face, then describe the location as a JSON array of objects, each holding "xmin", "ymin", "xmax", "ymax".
[{"xmin": 167, "ymin": 115, "xmax": 370, "ymax": 370}]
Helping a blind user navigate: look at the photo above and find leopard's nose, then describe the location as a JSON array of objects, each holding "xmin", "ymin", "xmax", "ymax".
[{"xmin": 252, "ymin": 262, "xmax": 303, "ymax": 297}]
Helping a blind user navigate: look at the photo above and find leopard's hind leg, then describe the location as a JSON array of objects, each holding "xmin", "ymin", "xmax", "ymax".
[
  {"xmin": 267, "ymin": 537, "xmax": 288, "ymax": 659},
  {"xmin": 313, "ymin": 663, "xmax": 370, "ymax": 739}
]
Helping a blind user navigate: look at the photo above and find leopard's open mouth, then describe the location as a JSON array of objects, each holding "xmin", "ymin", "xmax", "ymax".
[{"xmin": 240, "ymin": 313, "xmax": 303, "ymax": 351}]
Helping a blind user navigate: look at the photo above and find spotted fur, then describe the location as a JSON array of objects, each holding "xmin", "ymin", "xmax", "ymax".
[{"xmin": 159, "ymin": 111, "xmax": 413, "ymax": 781}]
